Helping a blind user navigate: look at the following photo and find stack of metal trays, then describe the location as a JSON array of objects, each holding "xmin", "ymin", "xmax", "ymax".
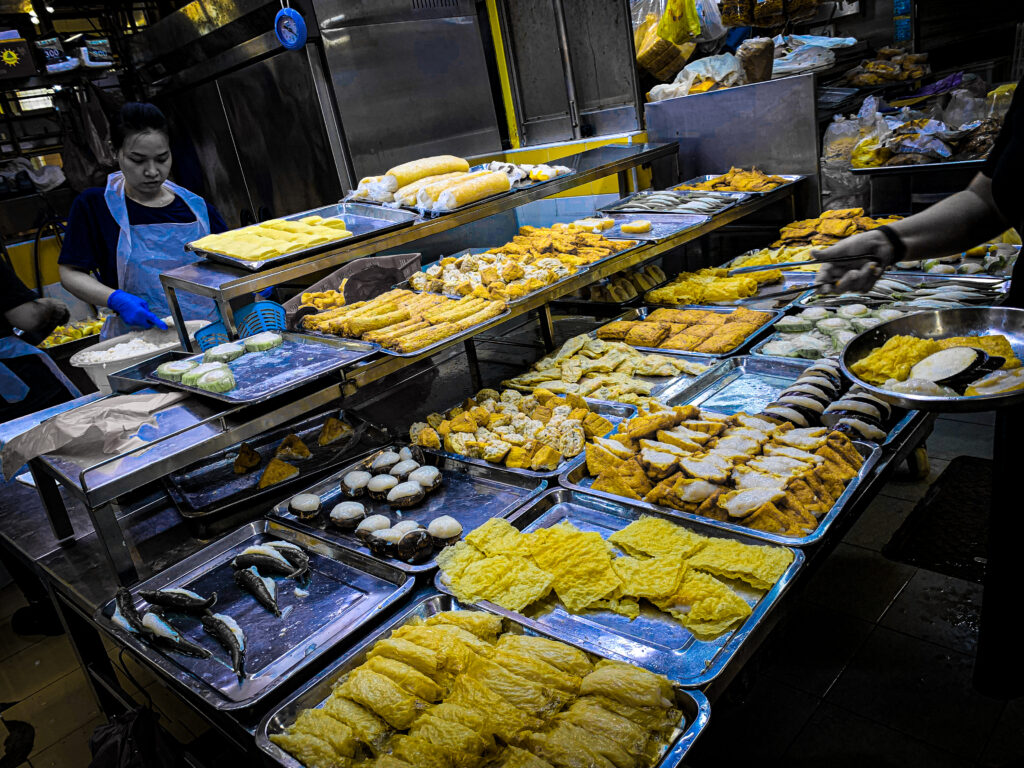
[
  {"xmin": 164, "ymin": 408, "xmax": 390, "ymax": 534},
  {"xmin": 435, "ymin": 489, "xmax": 804, "ymax": 683},
  {"xmin": 186, "ymin": 203, "xmax": 419, "ymax": 272},
  {"xmin": 654, "ymin": 355, "xmax": 917, "ymax": 448},
  {"xmin": 270, "ymin": 445, "xmax": 548, "ymax": 573},
  {"xmin": 96, "ymin": 519, "xmax": 414, "ymax": 712},
  {"xmin": 796, "ymin": 274, "xmax": 1011, "ymax": 310},
  {"xmin": 256, "ymin": 591, "xmax": 711, "ymax": 768}
]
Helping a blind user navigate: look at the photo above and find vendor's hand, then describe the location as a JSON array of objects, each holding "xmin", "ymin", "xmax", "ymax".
[
  {"xmin": 107, "ymin": 290, "xmax": 168, "ymax": 330},
  {"xmin": 813, "ymin": 229, "xmax": 896, "ymax": 294}
]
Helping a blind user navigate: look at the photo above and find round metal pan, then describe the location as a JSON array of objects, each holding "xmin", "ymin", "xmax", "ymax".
[{"xmin": 840, "ymin": 306, "xmax": 1024, "ymax": 412}]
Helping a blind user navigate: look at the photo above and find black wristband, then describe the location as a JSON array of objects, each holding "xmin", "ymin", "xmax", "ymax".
[{"xmin": 875, "ymin": 225, "xmax": 907, "ymax": 263}]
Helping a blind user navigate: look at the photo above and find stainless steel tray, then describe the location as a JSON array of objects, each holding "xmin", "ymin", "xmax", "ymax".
[
  {"xmin": 165, "ymin": 408, "xmax": 389, "ymax": 520},
  {"xmin": 559, "ymin": 439, "xmax": 880, "ymax": 548},
  {"xmin": 111, "ymin": 333, "xmax": 378, "ymax": 405},
  {"xmin": 655, "ymin": 354, "xmax": 915, "ymax": 448},
  {"xmin": 841, "ymin": 307, "xmax": 1024, "ymax": 412},
  {"xmin": 797, "ymin": 273, "xmax": 1010, "ymax": 308},
  {"xmin": 269, "ymin": 445, "xmax": 548, "ymax": 573},
  {"xmin": 848, "ymin": 158, "xmax": 986, "ymax": 175},
  {"xmin": 95, "ymin": 518, "xmax": 413, "ymax": 711},
  {"xmin": 187, "ymin": 203, "xmax": 419, "ymax": 271},
  {"xmin": 891, "ymin": 244, "xmax": 1019, "ymax": 277},
  {"xmin": 673, "ymin": 173, "xmax": 805, "ymax": 195},
  {"xmin": 256, "ymin": 591, "xmax": 711, "ymax": 768},
  {"xmin": 647, "ymin": 272, "xmax": 816, "ymax": 312},
  {"xmin": 437, "ymin": 489, "xmax": 804, "ymax": 684},
  {"xmin": 599, "ymin": 213, "xmax": 710, "ymax": 242},
  {"xmin": 422, "ymin": 398, "xmax": 636, "ymax": 479},
  {"xmin": 598, "ymin": 306, "xmax": 784, "ymax": 359},
  {"xmin": 599, "ymin": 189, "xmax": 749, "ymax": 216}
]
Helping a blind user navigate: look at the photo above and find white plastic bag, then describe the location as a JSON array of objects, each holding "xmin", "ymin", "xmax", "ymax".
[{"xmin": 695, "ymin": 0, "xmax": 726, "ymax": 42}]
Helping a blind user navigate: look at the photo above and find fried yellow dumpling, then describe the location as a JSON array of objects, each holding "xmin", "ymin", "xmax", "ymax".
[
  {"xmin": 361, "ymin": 656, "xmax": 442, "ymax": 702},
  {"xmin": 269, "ymin": 731, "xmax": 351, "ymax": 768},
  {"xmin": 579, "ymin": 659, "xmax": 675, "ymax": 710},
  {"xmin": 495, "ymin": 634, "xmax": 593, "ymax": 678},
  {"xmin": 424, "ymin": 610, "xmax": 503, "ymax": 643},
  {"xmin": 365, "ymin": 636, "xmax": 440, "ymax": 679},
  {"xmin": 322, "ymin": 695, "xmax": 391, "ymax": 754},
  {"xmin": 335, "ymin": 669, "xmax": 428, "ymax": 729}
]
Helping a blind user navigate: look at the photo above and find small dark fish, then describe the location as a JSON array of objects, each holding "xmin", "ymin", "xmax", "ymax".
[
  {"xmin": 232, "ymin": 545, "xmax": 303, "ymax": 579},
  {"xmin": 139, "ymin": 587, "xmax": 216, "ymax": 614},
  {"xmin": 263, "ymin": 541, "xmax": 310, "ymax": 581},
  {"xmin": 201, "ymin": 613, "xmax": 246, "ymax": 679},
  {"xmin": 141, "ymin": 610, "xmax": 211, "ymax": 659},
  {"xmin": 234, "ymin": 566, "xmax": 281, "ymax": 617},
  {"xmin": 114, "ymin": 588, "xmax": 145, "ymax": 633}
]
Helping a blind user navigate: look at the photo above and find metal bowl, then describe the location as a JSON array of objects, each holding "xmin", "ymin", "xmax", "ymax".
[{"xmin": 841, "ymin": 306, "xmax": 1024, "ymax": 412}]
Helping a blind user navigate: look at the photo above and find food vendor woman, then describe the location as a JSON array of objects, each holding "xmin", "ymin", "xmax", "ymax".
[
  {"xmin": 58, "ymin": 102, "xmax": 228, "ymax": 339},
  {"xmin": 814, "ymin": 76, "xmax": 1023, "ymax": 698}
]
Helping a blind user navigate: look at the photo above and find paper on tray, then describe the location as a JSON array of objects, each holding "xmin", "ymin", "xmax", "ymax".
[
  {"xmin": 1, "ymin": 391, "xmax": 188, "ymax": 480},
  {"xmin": 282, "ymin": 253, "xmax": 420, "ymax": 326}
]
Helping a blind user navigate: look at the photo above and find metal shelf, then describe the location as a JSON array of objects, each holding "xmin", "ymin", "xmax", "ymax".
[{"xmin": 160, "ymin": 143, "xmax": 679, "ymax": 342}]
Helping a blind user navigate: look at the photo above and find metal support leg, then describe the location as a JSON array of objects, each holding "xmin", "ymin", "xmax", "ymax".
[
  {"xmin": 164, "ymin": 285, "xmax": 193, "ymax": 353},
  {"xmin": 618, "ymin": 170, "xmax": 631, "ymax": 198},
  {"xmin": 538, "ymin": 304, "xmax": 556, "ymax": 352},
  {"xmin": 464, "ymin": 339, "xmax": 482, "ymax": 392},
  {"xmin": 217, "ymin": 298, "xmax": 239, "ymax": 341},
  {"xmin": 28, "ymin": 458, "xmax": 75, "ymax": 544},
  {"xmin": 51, "ymin": 588, "xmax": 120, "ymax": 716},
  {"xmin": 86, "ymin": 500, "xmax": 139, "ymax": 586}
]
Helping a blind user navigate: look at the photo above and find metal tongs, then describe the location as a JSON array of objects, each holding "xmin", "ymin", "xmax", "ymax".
[{"xmin": 727, "ymin": 250, "xmax": 887, "ymax": 297}]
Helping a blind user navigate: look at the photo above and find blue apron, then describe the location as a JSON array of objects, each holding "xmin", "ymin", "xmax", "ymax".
[
  {"xmin": 0, "ymin": 335, "xmax": 81, "ymax": 405},
  {"xmin": 101, "ymin": 172, "xmax": 218, "ymax": 339}
]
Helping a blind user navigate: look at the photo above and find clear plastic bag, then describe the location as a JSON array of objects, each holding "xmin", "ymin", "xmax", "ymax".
[
  {"xmin": 943, "ymin": 89, "xmax": 987, "ymax": 129},
  {"xmin": 821, "ymin": 115, "xmax": 861, "ymax": 167},
  {"xmin": 720, "ymin": 0, "xmax": 753, "ymax": 26},
  {"xmin": 695, "ymin": 0, "xmax": 726, "ymax": 42}
]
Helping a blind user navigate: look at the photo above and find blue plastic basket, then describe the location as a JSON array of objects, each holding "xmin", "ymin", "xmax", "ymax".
[{"xmin": 192, "ymin": 301, "xmax": 287, "ymax": 351}]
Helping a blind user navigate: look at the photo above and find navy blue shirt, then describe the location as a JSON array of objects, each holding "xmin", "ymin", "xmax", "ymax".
[{"xmin": 58, "ymin": 187, "xmax": 228, "ymax": 288}]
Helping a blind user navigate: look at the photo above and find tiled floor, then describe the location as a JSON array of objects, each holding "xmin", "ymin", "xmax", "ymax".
[{"xmin": 1, "ymin": 413, "xmax": 1020, "ymax": 767}]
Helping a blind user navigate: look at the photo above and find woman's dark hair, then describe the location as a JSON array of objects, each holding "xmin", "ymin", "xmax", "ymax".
[{"xmin": 111, "ymin": 102, "xmax": 168, "ymax": 151}]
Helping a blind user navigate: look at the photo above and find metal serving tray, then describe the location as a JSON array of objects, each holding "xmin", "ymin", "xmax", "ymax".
[
  {"xmin": 96, "ymin": 518, "xmax": 413, "ymax": 711},
  {"xmin": 165, "ymin": 408, "xmax": 389, "ymax": 520},
  {"xmin": 648, "ymin": 272, "xmax": 816, "ymax": 312},
  {"xmin": 656, "ymin": 354, "xmax": 915, "ymax": 448},
  {"xmin": 599, "ymin": 188, "xmax": 749, "ymax": 216},
  {"xmin": 256, "ymin": 591, "xmax": 711, "ymax": 768},
  {"xmin": 423, "ymin": 399, "xmax": 636, "ymax": 479},
  {"xmin": 437, "ymin": 489, "xmax": 804, "ymax": 685},
  {"xmin": 890, "ymin": 245, "xmax": 1019, "ymax": 277},
  {"xmin": 673, "ymin": 173, "xmax": 805, "ymax": 195},
  {"xmin": 598, "ymin": 306, "xmax": 784, "ymax": 359},
  {"xmin": 269, "ymin": 445, "xmax": 548, "ymax": 573},
  {"xmin": 559, "ymin": 438, "xmax": 880, "ymax": 548},
  {"xmin": 111, "ymin": 333, "xmax": 378, "ymax": 405},
  {"xmin": 187, "ymin": 203, "xmax": 419, "ymax": 271},
  {"xmin": 796, "ymin": 273, "xmax": 1010, "ymax": 308},
  {"xmin": 599, "ymin": 213, "xmax": 710, "ymax": 242}
]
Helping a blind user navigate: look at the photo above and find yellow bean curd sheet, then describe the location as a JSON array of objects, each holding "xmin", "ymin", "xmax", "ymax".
[
  {"xmin": 270, "ymin": 608, "xmax": 691, "ymax": 768},
  {"xmin": 439, "ymin": 511, "xmax": 793, "ymax": 642},
  {"xmin": 849, "ymin": 334, "xmax": 1022, "ymax": 386}
]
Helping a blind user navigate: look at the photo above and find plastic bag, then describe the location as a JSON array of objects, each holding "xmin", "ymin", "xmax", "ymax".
[
  {"xmin": 649, "ymin": 53, "xmax": 744, "ymax": 102},
  {"xmin": 657, "ymin": 0, "xmax": 701, "ymax": 44},
  {"xmin": 987, "ymin": 83, "xmax": 1017, "ymax": 121},
  {"xmin": 695, "ymin": 0, "xmax": 726, "ymax": 42},
  {"xmin": 753, "ymin": 0, "xmax": 785, "ymax": 27},
  {"xmin": 943, "ymin": 89, "xmax": 987, "ymax": 129},
  {"xmin": 822, "ymin": 115, "xmax": 861, "ymax": 167},
  {"xmin": 632, "ymin": 0, "xmax": 694, "ymax": 81},
  {"xmin": 736, "ymin": 37, "xmax": 774, "ymax": 83}
]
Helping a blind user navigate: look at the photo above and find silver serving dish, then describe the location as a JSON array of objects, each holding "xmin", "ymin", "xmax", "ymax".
[
  {"xmin": 673, "ymin": 173, "xmax": 805, "ymax": 195},
  {"xmin": 187, "ymin": 202, "xmax": 419, "ymax": 271},
  {"xmin": 111, "ymin": 333, "xmax": 378, "ymax": 405},
  {"xmin": 841, "ymin": 306, "xmax": 1024, "ymax": 412},
  {"xmin": 269, "ymin": 444, "xmax": 547, "ymax": 573},
  {"xmin": 95, "ymin": 518, "xmax": 413, "ymax": 711},
  {"xmin": 599, "ymin": 213, "xmax": 711, "ymax": 242},
  {"xmin": 436, "ymin": 489, "xmax": 804, "ymax": 683},
  {"xmin": 256, "ymin": 590, "xmax": 711, "ymax": 768},
  {"xmin": 559, "ymin": 440, "xmax": 879, "ymax": 548},
  {"xmin": 422, "ymin": 399, "xmax": 635, "ymax": 479},
  {"xmin": 596, "ymin": 306, "xmax": 784, "ymax": 359},
  {"xmin": 599, "ymin": 188, "xmax": 749, "ymax": 216}
]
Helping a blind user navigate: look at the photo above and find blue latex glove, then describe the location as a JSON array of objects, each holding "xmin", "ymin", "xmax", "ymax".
[{"xmin": 107, "ymin": 290, "xmax": 167, "ymax": 330}]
